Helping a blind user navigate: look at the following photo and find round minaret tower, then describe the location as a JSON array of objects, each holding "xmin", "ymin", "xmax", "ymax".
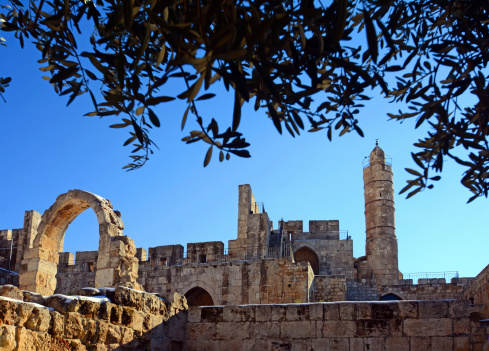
[{"xmin": 363, "ymin": 143, "xmax": 398, "ymax": 286}]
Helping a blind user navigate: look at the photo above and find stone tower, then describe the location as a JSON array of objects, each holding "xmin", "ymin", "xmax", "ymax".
[
  {"xmin": 228, "ymin": 184, "xmax": 269, "ymax": 257},
  {"xmin": 363, "ymin": 144, "xmax": 399, "ymax": 286}
]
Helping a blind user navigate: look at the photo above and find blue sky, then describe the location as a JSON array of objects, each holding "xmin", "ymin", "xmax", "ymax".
[{"xmin": 0, "ymin": 32, "xmax": 487, "ymax": 280}]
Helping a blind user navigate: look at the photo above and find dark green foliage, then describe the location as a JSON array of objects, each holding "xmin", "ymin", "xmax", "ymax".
[{"xmin": 1, "ymin": 0, "xmax": 488, "ymax": 201}]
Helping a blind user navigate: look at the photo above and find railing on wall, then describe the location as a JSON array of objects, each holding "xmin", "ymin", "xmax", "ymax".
[
  {"xmin": 250, "ymin": 202, "xmax": 265, "ymax": 213},
  {"xmin": 362, "ymin": 155, "xmax": 393, "ymax": 169},
  {"xmin": 402, "ymin": 271, "xmax": 459, "ymax": 284}
]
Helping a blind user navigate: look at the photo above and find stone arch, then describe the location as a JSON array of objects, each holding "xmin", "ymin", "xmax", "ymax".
[
  {"xmin": 379, "ymin": 292, "xmax": 403, "ymax": 301},
  {"xmin": 294, "ymin": 246, "xmax": 320, "ymax": 275},
  {"xmin": 19, "ymin": 190, "xmax": 140, "ymax": 295},
  {"xmin": 185, "ymin": 287, "xmax": 214, "ymax": 306},
  {"xmin": 180, "ymin": 280, "xmax": 219, "ymax": 305}
]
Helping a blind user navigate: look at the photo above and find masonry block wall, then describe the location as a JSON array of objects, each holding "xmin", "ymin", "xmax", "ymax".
[
  {"xmin": 312, "ymin": 275, "xmax": 347, "ymax": 302},
  {"xmin": 137, "ymin": 258, "xmax": 313, "ymax": 305},
  {"xmin": 346, "ymin": 279, "xmax": 380, "ymax": 301},
  {"xmin": 380, "ymin": 279, "xmax": 471, "ymax": 301},
  {"xmin": 460, "ymin": 263, "xmax": 489, "ymax": 317},
  {"xmin": 292, "ymin": 239, "xmax": 354, "ymax": 277},
  {"xmin": 145, "ymin": 245, "xmax": 185, "ymax": 267},
  {"xmin": 186, "ymin": 300, "xmax": 489, "ymax": 351},
  {"xmin": 187, "ymin": 242, "xmax": 224, "ymax": 264}
]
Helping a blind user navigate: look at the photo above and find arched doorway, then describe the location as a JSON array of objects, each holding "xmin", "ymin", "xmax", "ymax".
[
  {"xmin": 294, "ymin": 247, "xmax": 320, "ymax": 275},
  {"xmin": 380, "ymin": 293, "xmax": 402, "ymax": 301},
  {"xmin": 19, "ymin": 190, "xmax": 139, "ymax": 295},
  {"xmin": 185, "ymin": 287, "xmax": 214, "ymax": 306}
]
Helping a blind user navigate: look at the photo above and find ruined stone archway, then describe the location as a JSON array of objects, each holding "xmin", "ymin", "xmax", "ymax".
[
  {"xmin": 185, "ymin": 287, "xmax": 214, "ymax": 306},
  {"xmin": 294, "ymin": 246, "xmax": 320, "ymax": 275},
  {"xmin": 19, "ymin": 190, "xmax": 140, "ymax": 295}
]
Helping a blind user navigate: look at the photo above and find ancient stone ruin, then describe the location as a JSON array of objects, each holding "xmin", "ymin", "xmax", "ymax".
[
  {"xmin": 0, "ymin": 145, "xmax": 488, "ymax": 350},
  {"xmin": 14, "ymin": 189, "xmax": 142, "ymax": 296}
]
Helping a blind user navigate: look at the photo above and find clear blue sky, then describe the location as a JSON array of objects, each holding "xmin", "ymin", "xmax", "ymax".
[{"xmin": 0, "ymin": 33, "xmax": 487, "ymax": 280}]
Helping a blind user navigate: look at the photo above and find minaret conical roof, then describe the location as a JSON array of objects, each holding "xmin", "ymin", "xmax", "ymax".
[{"xmin": 369, "ymin": 144, "xmax": 385, "ymax": 165}]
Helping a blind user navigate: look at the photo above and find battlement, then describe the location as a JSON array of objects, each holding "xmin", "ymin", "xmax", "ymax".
[
  {"xmin": 58, "ymin": 251, "xmax": 98, "ymax": 273},
  {"xmin": 277, "ymin": 220, "xmax": 348, "ymax": 241}
]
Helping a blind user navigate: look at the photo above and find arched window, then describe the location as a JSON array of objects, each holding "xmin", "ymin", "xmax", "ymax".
[
  {"xmin": 294, "ymin": 247, "xmax": 320, "ymax": 275},
  {"xmin": 185, "ymin": 287, "xmax": 214, "ymax": 306},
  {"xmin": 380, "ymin": 293, "xmax": 402, "ymax": 301}
]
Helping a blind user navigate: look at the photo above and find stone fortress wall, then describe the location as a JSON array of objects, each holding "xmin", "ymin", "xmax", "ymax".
[
  {"xmin": 1, "ymin": 283, "xmax": 489, "ymax": 351},
  {"xmin": 186, "ymin": 299, "xmax": 489, "ymax": 351},
  {"xmin": 0, "ymin": 144, "xmax": 488, "ymax": 349},
  {"xmin": 0, "ymin": 146, "xmax": 477, "ymax": 306}
]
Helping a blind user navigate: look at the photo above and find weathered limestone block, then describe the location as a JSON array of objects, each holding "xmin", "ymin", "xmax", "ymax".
[
  {"xmin": 109, "ymin": 304, "xmax": 123, "ymax": 325},
  {"xmin": 106, "ymin": 236, "xmax": 142, "ymax": 290},
  {"xmin": 363, "ymin": 319, "xmax": 392, "ymax": 338},
  {"xmin": 384, "ymin": 337, "xmax": 410, "ymax": 351},
  {"xmin": 80, "ymin": 319, "xmax": 98, "ymax": 345},
  {"xmin": 223, "ymin": 305, "xmax": 255, "ymax": 322},
  {"xmin": 78, "ymin": 288, "xmax": 101, "ymax": 297},
  {"xmin": 44, "ymin": 295, "xmax": 75, "ymax": 314},
  {"xmin": 24, "ymin": 306, "xmax": 51, "ymax": 332},
  {"xmin": 323, "ymin": 303, "xmax": 340, "ymax": 320},
  {"xmin": 403, "ymin": 318, "xmax": 452, "ymax": 337},
  {"xmin": 170, "ymin": 292, "xmax": 187, "ymax": 315},
  {"xmin": 15, "ymin": 327, "xmax": 70, "ymax": 351},
  {"xmin": 68, "ymin": 339, "xmax": 88, "ymax": 351},
  {"xmin": 271, "ymin": 305, "xmax": 286, "ymax": 321},
  {"xmin": 250, "ymin": 321, "xmax": 281, "ymax": 339},
  {"xmin": 398, "ymin": 301, "xmax": 418, "ymax": 318},
  {"xmin": 114, "ymin": 286, "xmax": 144, "ymax": 310},
  {"xmin": 64, "ymin": 312, "xmax": 86, "ymax": 339},
  {"xmin": 0, "ymin": 286, "xmax": 23, "ymax": 301},
  {"xmin": 15, "ymin": 302, "xmax": 34, "ymax": 327},
  {"xmin": 78, "ymin": 300, "xmax": 101, "ymax": 319},
  {"xmin": 0, "ymin": 299, "xmax": 17, "ymax": 325},
  {"xmin": 216, "ymin": 322, "xmax": 250, "ymax": 340},
  {"xmin": 0, "ymin": 325, "xmax": 16, "ymax": 350},
  {"xmin": 450, "ymin": 299, "xmax": 470, "ymax": 318},
  {"xmin": 49, "ymin": 310, "xmax": 65, "ymax": 337},
  {"xmin": 282, "ymin": 320, "xmax": 318, "ymax": 339},
  {"xmin": 95, "ymin": 321, "xmax": 110, "ymax": 344},
  {"xmin": 121, "ymin": 326, "xmax": 135, "ymax": 344},
  {"xmin": 320, "ymin": 320, "xmax": 357, "ymax": 338},
  {"xmin": 22, "ymin": 291, "xmax": 45, "ymax": 305},
  {"xmin": 418, "ymin": 300, "xmax": 449, "ymax": 318},
  {"xmin": 106, "ymin": 324, "xmax": 122, "ymax": 344},
  {"xmin": 187, "ymin": 322, "xmax": 216, "ymax": 341}
]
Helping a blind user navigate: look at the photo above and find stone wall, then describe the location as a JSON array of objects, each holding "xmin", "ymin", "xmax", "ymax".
[
  {"xmin": 55, "ymin": 272, "xmax": 96, "ymax": 295},
  {"xmin": 312, "ymin": 275, "xmax": 346, "ymax": 302},
  {"xmin": 346, "ymin": 279, "xmax": 379, "ymax": 301},
  {"xmin": 137, "ymin": 258, "xmax": 313, "ymax": 305},
  {"xmin": 292, "ymin": 238, "xmax": 354, "ymax": 277},
  {"xmin": 0, "ymin": 230, "xmax": 20, "ymax": 273},
  {"xmin": 186, "ymin": 300, "xmax": 489, "ymax": 351},
  {"xmin": 380, "ymin": 279, "xmax": 470, "ymax": 301},
  {"xmin": 460, "ymin": 263, "xmax": 489, "ymax": 317},
  {"xmin": 0, "ymin": 284, "xmax": 187, "ymax": 350}
]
